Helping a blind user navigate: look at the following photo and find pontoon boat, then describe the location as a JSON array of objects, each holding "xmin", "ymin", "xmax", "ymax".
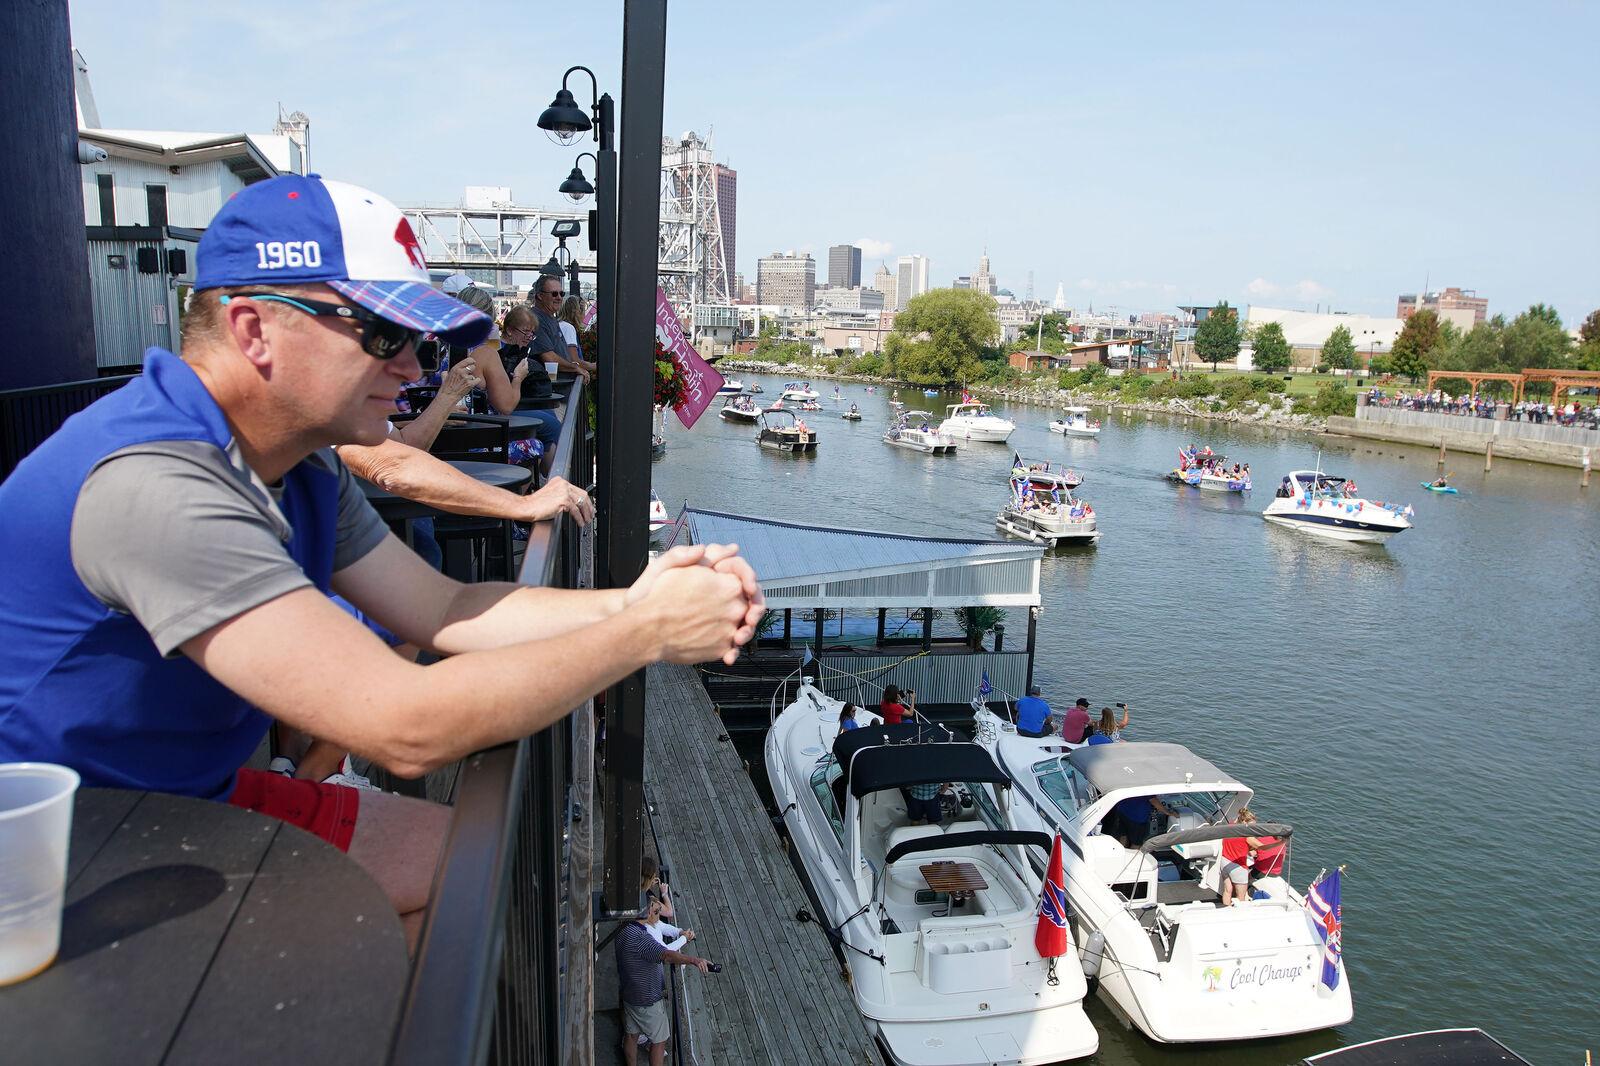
[
  {"xmin": 1010, "ymin": 455, "xmax": 1083, "ymax": 492},
  {"xmin": 995, "ymin": 481, "xmax": 1099, "ymax": 546},
  {"xmin": 755, "ymin": 408, "xmax": 818, "ymax": 453}
]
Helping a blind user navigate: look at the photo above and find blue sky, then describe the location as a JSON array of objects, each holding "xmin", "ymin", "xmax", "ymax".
[{"xmin": 70, "ymin": 1, "xmax": 1598, "ymax": 324}]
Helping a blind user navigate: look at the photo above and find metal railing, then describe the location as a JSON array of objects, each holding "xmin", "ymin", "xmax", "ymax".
[
  {"xmin": 389, "ymin": 378, "xmax": 593, "ymax": 1066},
  {"xmin": 0, "ymin": 374, "xmax": 136, "ymax": 481}
]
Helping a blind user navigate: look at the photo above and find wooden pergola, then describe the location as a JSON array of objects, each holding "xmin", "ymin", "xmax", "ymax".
[
  {"xmin": 1522, "ymin": 368, "xmax": 1600, "ymax": 406},
  {"xmin": 1426, "ymin": 370, "xmax": 1526, "ymax": 402}
]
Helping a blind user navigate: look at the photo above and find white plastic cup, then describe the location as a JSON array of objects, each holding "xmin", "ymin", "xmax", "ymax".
[
  {"xmin": 544, "ymin": 362, "xmax": 559, "ymax": 380},
  {"xmin": 0, "ymin": 763, "xmax": 80, "ymax": 985}
]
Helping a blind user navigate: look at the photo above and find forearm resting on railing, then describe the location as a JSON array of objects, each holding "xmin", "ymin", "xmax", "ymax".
[{"xmin": 337, "ymin": 439, "xmax": 533, "ymax": 521}]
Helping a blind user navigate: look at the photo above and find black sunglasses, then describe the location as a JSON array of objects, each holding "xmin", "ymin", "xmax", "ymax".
[{"xmin": 221, "ymin": 292, "xmax": 419, "ymax": 359}]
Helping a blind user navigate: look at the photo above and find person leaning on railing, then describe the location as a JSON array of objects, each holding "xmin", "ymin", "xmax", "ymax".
[{"xmin": 0, "ymin": 174, "xmax": 765, "ymax": 951}]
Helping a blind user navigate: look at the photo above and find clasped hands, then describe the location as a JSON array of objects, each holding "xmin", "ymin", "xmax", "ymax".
[{"xmin": 625, "ymin": 544, "xmax": 765, "ymax": 666}]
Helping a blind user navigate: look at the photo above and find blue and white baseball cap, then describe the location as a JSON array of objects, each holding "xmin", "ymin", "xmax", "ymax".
[{"xmin": 195, "ymin": 174, "xmax": 491, "ymax": 347}]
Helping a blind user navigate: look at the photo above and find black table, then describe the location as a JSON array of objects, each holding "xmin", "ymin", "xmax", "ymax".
[
  {"xmin": 359, "ymin": 459, "xmax": 533, "ymax": 523},
  {"xmin": 411, "ymin": 413, "xmax": 549, "ymax": 455},
  {"xmin": 0, "ymin": 788, "xmax": 407, "ymax": 1065}
]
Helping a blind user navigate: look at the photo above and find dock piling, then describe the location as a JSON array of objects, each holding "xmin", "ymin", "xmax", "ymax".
[
  {"xmin": 1484, "ymin": 438, "xmax": 1493, "ymax": 471},
  {"xmin": 1438, "ymin": 439, "xmax": 1447, "ymax": 467}
]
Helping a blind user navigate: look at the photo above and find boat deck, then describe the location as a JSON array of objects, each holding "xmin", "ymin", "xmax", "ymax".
[{"xmin": 644, "ymin": 662, "xmax": 883, "ymax": 1065}]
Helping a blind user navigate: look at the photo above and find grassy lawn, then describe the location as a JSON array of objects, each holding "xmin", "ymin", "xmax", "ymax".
[{"xmin": 1175, "ymin": 368, "xmax": 1359, "ymax": 397}]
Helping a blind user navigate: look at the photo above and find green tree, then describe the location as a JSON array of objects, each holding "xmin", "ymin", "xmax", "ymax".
[
  {"xmin": 1194, "ymin": 302, "xmax": 1240, "ymax": 371},
  {"xmin": 1453, "ymin": 322, "xmax": 1505, "ymax": 372},
  {"xmin": 1390, "ymin": 309, "xmax": 1442, "ymax": 382},
  {"xmin": 1319, "ymin": 324, "xmax": 1356, "ymax": 371},
  {"xmin": 1367, "ymin": 354, "xmax": 1394, "ymax": 376},
  {"xmin": 1251, "ymin": 321, "xmax": 1292, "ymax": 373},
  {"xmin": 1500, "ymin": 303, "xmax": 1571, "ymax": 370},
  {"xmin": 1577, "ymin": 309, "xmax": 1600, "ymax": 371},
  {"xmin": 884, "ymin": 288, "xmax": 999, "ymax": 384}
]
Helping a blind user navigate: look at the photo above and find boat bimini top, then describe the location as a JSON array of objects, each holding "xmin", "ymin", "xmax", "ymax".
[
  {"xmin": 884, "ymin": 829, "xmax": 1051, "ymax": 867},
  {"xmin": 832, "ymin": 724, "xmax": 1012, "ymax": 799},
  {"xmin": 1065, "ymin": 742, "xmax": 1239, "ymax": 796},
  {"xmin": 1139, "ymin": 821, "xmax": 1294, "ymax": 853}
]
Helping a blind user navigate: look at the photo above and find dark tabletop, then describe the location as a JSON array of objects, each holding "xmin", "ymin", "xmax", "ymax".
[
  {"xmin": 360, "ymin": 459, "xmax": 533, "ymax": 521},
  {"xmin": 0, "ymin": 788, "xmax": 407, "ymax": 1065},
  {"xmin": 425, "ymin": 413, "xmax": 548, "ymax": 449}
]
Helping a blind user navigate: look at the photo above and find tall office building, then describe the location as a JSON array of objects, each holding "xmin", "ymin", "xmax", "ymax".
[
  {"xmin": 714, "ymin": 163, "xmax": 737, "ymax": 297},
  {"xmin": 971, "ymin": 249, "xmax": 997, "ymax": 296},
  {"xmin": 756, "ymin": 251, "xmax": 815, "ymax": 307},
  {"xmin": 1396, "ymin": 287, "xmax": 1487, "ymax": 329},
  {"xmin": 827, "ymin": 244, "xmax": 862, "ymax": 288},
  {"xmin": 895, "ymin": 254, "xmax": 929, "ymax": 311},
  {"xmin": 871, "ymin": 262, "xmax": 897, "ymax": 310}
]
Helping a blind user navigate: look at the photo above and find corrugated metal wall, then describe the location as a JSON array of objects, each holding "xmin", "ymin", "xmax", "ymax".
[
  {"xmin": 814, "ymin": 650, "xmax": 1028, "ymax": 707},
  {"xmin": 86, "ymin": 239, "xmax": 181, "ymax": 366}
]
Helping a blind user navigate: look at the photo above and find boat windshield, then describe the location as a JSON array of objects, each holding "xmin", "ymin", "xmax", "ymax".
[
  {"xmin": 1032, "ymin": 756, "xmax": 1092, "ymax": 816},
  {"xmin": 809, "ymin": 755, "xmax": 844, "ymax": 842}
]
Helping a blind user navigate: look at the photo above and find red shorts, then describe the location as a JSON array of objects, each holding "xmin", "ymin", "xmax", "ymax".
[{"xmin": 228, "ymin": 768, "xmax": 361, "ymax": 852}]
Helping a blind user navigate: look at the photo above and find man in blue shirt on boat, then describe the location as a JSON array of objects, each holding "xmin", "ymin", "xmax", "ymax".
[{"xmin": 1016, "ymin": 685, "xmax": 1053, "ymax": 737}]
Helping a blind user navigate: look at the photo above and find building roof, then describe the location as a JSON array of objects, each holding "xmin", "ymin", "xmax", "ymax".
[
  {"xmin": 1245, "ymin": 305, "xmax": 1404, "ymax": 351},
  {"xmin": 79, "ymin": 128, "xmax": 294, "ymax": 181},
  {"xmin": 681, "ymin": 507, "xmax": 1042, "ymax": 609},
  {"xmin": 1066, "ymin": 742, "xmax": 1238, "ymax": 795}
]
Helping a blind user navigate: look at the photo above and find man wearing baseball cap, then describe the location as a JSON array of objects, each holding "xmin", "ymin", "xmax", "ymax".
[{"xmin": 0, "ymin": 174, "xmax": 764, "ymax": 941}]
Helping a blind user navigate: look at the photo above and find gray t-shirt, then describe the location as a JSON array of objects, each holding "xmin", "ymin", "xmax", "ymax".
[{"xmin": 70, "ymin": 440, "xmax": 388, "ymax": 656}]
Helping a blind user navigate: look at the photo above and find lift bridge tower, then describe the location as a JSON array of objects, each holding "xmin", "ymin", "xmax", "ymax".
[{"xmin": 659, "ymin": 131, "xmax": 733, "ymax": 317}]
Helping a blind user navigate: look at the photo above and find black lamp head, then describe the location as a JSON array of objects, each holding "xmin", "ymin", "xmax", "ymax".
[
  {"xmin": 559, "ymin": 165, "xmax": 595, "ymax": 203},
  {"xmin": 538, "ymin": 88, "xmax": 592, "ymax": 145}
]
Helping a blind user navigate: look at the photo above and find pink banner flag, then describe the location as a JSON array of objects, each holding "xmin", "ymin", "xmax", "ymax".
[{"xmin": 654, "ymin": 286, "xmax": 723, "ymax": 428}]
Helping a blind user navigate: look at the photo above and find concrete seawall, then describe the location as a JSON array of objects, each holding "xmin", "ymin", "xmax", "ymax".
[{"xmin": 1325, "ymin": 414, "xmax": 1595, "ymax": 470}]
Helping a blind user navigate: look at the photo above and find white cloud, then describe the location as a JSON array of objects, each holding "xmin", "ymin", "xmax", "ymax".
[
  {"xmin": 1245, "ymin": 277, "xmax": 1279, "ymax": 297},
  {"xmin": 1294, "ymin": 279, "xmax": 1334, "ymax": 301},
  {"xmin": 855, "ymin": 237, "xmax": 894, "ymax": 259},
  {"xmin": 1077, "ymin": 278, "xmax": 1097, "ymax": 290},
  {"xmin": 1246, "ymin": 277, "xmax": 1334, "ymax": 303}
]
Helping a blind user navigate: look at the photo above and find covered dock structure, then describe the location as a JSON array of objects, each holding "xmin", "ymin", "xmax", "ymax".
[{"xmin": 678, "ymin": 507, "xmax": 1045, "ymax": 716}]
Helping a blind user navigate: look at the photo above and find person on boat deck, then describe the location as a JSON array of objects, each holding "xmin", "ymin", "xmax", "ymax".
[
  {"xmin": 1086, "ymin": 704, "xmax": 1130, "ymax": 745},
  {"xmin": 838, "ymin": 703, "xmax": 860, "ymax": 734},
  {"xmin": 906, "ymin": 780, "xmax": 947, "ymax": 824},
  {"xmin": 1106, "ymin": 793, "xmax": 1177, "ymax": 848},
  {"xmin": 1015, "ymin": 685, "xmax": 1053, "ymax": 737},
  {"xmin": 880, "ymin": 684, "xmax": 913, "ymax": 725},
  {"xmin": 1219, "ymin": 808, "xmax": 1282, "ymax": 906},
  {"xmin": 1060, "ymin": 697, "xmax": 1093, "ymax": 743}
]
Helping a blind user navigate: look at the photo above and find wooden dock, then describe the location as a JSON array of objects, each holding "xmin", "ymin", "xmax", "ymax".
[{"xmin": 644, "ymin": 661, "xmax": 882, "ymax": 1065}]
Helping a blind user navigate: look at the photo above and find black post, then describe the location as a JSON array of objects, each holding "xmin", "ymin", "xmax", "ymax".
[
  {"xmin": 993, "ymin": 622, "xmax": 1005, "ymax": 653},
  {"xmin": 1024, "ymin": 606, "xmax": 1038, "ymax": 694},
  {"xmin": 813, "ymin": 609, "xmax": 825, "ymax": 658},
  {"xmin": 782, "ymin": 607, "xmax": 792, "ymax": 647},
  {"xmin": 921, "ymin": 607, "xmax": 933, "ymax": 651},
  {"xmin": 600, "ymin": 0, "xmax": 667, "ymax": 917},
  {"xmin": 592, "ymin": 93, "xmax": 618, "ymax": 530},
  {"xmin": 876, "ymin": 607, "xmax": 887, "ymax": 646},
  {"xmin": 0, "ymin": 2, "xmax": 97, "ymax": 387}
]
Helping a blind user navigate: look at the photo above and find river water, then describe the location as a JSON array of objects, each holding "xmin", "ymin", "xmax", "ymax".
[{"xmin": 651, "ymin": 371, "xmax": 1600, "ymax": 1065}]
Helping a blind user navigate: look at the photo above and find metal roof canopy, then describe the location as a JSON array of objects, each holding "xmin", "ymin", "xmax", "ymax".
[{"xmin": 682, "ymin": 507, "xmax": 1042, "ymax": 609}]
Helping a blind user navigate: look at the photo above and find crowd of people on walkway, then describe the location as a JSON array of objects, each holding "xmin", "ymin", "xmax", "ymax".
[
  {"xmin": 0, "ymin": 175, "xmax": 767, "ymax": 962},
  {"xmin": 1368, "ymin": 388, "xmax": 1598, "ymax": 428}
]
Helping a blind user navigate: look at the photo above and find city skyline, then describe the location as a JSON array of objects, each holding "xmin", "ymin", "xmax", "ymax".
[{"xmin": 67, "ymin": 1, "xmax": 1600, "ymax": 324}]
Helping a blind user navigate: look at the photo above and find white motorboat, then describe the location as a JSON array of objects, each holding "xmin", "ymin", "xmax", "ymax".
[
  {"xmin": 1262, "ymin": 470, "xmax": 1412, "ymax": 544},
  {"xmin": 1048, "ymin": 407, "xmax": 1102, "ymax": 438},
  {"xmin": 940, "ymin": 402, "xmax": 1015, "ymax": 444},
  {"xmin": 647, "ymin": 491, "xmax": 671, "ymax": 534},
  {"xmin": 749, "ymin": 382, "xmax": 764, "ymax": 393},
  {"xmin": 766, "ymin": 685, "xmax": 1099, "ymax": 1065},
  {"xmin": 718, "ymin": 394, "xmax": 762, "ymax": 423},
  {"xmin": 883, "ymin": 410, "xmax": 956, "ymax": 455},
  {"xmin": 755, "ymin": 408, "xmax": 818, "ymax": 453},
  {"xmin": 781, "ymin": 380, "xmax": 820, "ymax": 401},
  {"xmin": 1165, "ymin": 448, "xmax": 1251, "ymax": 493},
  {"xmin": 1010, "ymin": 454, "xmax": 1083, "ymax": 492},
  {"xmin": 971, "ymin": 710, "xmax": 1354, "ymax": 1044},
  {"xmin": 841, "ymin": 403, "xmax": 863, "ymax": 421},
  {"xmin": 996, "ymin": 481, "xmax": 1099, "ymax": 546},
  {"xmin": 716, "ymin": 378, "xmax": 745, "ymax": 396}
]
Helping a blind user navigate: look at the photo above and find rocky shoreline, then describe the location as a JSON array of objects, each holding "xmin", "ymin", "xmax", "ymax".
[{"xmin": 713, "ymin": 359, "xmax": 1333, "ymax": 433}]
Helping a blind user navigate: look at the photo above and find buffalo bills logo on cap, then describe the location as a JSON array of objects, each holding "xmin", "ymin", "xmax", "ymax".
[{"xmin": 393, "ymin": 219, "xmax": 426, "ymax": 271}]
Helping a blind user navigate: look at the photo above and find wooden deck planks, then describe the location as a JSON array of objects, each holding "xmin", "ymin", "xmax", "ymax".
[{"xmin": 644, "ymin": 662, "xmax": 881, "ymax": 1066}]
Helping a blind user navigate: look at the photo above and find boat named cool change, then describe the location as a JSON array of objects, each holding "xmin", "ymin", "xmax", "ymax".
[
  {"xmin": 972, "ymin": 705, "xmax": 1354, "ymax": 1044},
  {"xmin": 766, "ymin": 685, "xmax": 1099, "ymax": 1065}
]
